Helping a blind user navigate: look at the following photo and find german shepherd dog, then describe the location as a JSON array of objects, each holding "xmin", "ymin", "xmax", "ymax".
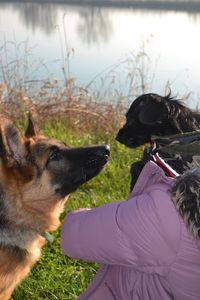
[
  {"xmin": 0, "ymin": 111, "xmax": 109, "ymax": 300},
  {"xmin": 116, "ymin": 93, "xmax": 200, "ymax": 190}
]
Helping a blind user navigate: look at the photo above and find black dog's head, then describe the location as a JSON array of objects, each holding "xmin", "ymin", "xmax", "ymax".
[{"xmin": 116, "ymin": 93, "xmax": 200, "ymax": 148}]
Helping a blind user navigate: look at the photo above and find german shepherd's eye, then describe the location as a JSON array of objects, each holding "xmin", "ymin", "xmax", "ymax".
[{"xmin": 47, "ymin": 146, "xmax": 61, "ymax": 164}]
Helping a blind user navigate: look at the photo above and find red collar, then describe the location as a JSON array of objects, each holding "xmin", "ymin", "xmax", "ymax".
[
  {"xmin": 150, "ymin": 142, "xmax": 179, "ymax": 178},
  {"xmin": 152, "ymin": 152, "xmax": 179, "ymax": 178}
]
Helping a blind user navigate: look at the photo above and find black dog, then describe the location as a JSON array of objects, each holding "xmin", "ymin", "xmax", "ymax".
[
  {"xmin": 116, "ymin": 93, "xmax": 200, "ymax": 147},
  {"xmin": 116, "ymin": 93, "xmax": 200, "ymax": 189}
]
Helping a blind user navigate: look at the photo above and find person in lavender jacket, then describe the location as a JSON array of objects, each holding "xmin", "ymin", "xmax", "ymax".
[{"xmin": 61, "ymin": 132, "xmax": 200, "ymax": 300}]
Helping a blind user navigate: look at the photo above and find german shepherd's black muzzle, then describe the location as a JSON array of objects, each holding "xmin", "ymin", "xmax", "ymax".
[{"xmin": 50, "ymin": 144, "xmax": 110, "ymax": 197}]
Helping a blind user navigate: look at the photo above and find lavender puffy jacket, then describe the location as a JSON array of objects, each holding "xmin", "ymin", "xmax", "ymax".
[{"xmin": 61, "ymin": 161, "xmax": 200, "ymax": 300}]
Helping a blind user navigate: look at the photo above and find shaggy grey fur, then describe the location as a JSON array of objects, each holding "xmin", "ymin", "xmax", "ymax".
[{"xmin": 171, "ymin": 168, "xmax": 200, "ymax": 238}]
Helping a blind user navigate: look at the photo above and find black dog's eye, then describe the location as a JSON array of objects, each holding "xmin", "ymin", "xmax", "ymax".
[{"xmin": 47, "ymin": 147, "xmax": 61, "ymax": 164}]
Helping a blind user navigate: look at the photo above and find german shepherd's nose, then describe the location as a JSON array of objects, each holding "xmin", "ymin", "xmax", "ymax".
[
  {"xmin": 94, "ymin": 144, "xmax": 110, "ymax": 156},
  {"xmin": 84, "ymin": 145, "xmax": 110, "ymax": 169}
]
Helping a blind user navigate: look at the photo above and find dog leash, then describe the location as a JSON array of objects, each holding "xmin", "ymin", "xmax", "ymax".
[{"xmin": 150, "ymin": 142, "xmax": 179, "ymax": 178}]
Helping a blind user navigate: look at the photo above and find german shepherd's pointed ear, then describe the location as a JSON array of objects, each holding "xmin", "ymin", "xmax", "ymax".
[
  {"xmin": 0, "ymin": 115, "xmax": 26, "ymax": 167},
  {"xmin": 25, "ymin": 107, "xmax": 42, "ymax": 138}
]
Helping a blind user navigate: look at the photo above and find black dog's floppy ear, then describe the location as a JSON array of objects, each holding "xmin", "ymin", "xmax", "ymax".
[
  {"xmin": 25, "ymin": 107, "xmax": 42, "ymax": 138},
  {"xmin": 0, "ymin": 115, "xmax": 26, "ymax": 167},
  {"xmin": 138, "ymin": 95, "xmax": 168, "ymax": 125}
]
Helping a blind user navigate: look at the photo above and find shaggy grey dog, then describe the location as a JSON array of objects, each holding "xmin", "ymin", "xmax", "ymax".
[{"xmin": 171, "ymin": 169, "xmax": 200, "ymax": 238}]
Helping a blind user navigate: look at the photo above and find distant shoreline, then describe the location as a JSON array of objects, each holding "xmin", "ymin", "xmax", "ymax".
[{"xmin": 1, "ymin": 0, "xmax": 200, "ymax": 13}]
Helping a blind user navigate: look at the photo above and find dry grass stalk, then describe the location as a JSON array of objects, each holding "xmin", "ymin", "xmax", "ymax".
[{"xmin": 0, "ymin": 79, "xmax": 126, "ymax": 135}]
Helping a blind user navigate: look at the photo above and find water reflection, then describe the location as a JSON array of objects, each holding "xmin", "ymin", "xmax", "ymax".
[
  {"xmin": 4, "ymin": 2, "xmax": 58, "ymax": 34},
  {"xmin": 0, "ymin": 2, "xmax": 113, "ymax": 44},
  {"xmin": 77, "ymin": 7, "xmax": 113, "ymax": 44},
  {"xmin": 1, "ymin": 1, "xmax": 200, "ymax": 39}
]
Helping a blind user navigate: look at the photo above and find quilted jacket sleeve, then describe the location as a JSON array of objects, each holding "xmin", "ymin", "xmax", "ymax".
[{"xmin": 61, "ymin": 189, "xmax": 181, "ymax": 270}]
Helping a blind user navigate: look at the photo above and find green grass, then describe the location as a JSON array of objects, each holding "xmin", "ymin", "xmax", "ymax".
[{"xmin": 12, "ymin": 122, "xmax": 143, "ymax": 300}]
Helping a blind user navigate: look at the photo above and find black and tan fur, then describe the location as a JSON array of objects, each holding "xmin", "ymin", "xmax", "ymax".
[{"xmin": 0, "ymin": 110, "xmax": 109, "ymax": 300}]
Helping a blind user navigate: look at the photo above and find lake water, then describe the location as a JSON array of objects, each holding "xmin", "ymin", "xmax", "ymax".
[{"xmin": 1, "ymin": 1, "xmax": 200, "ymax": 108}]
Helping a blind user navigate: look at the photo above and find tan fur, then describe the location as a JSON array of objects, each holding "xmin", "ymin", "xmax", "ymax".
[
  {"xmin": 0, "ymin": 157, "xmax": 68, "ymax": 299},
  {"xmin": 0, "ymin": 237, "xmax": 44, "ymax": 300}
]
